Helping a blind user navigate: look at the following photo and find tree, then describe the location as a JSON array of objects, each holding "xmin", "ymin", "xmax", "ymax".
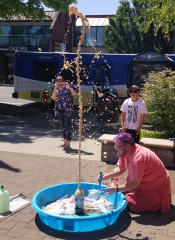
[
  {"xmin": 103, "ymin": 0, "xmax": 174, "ymax": 54},
  {"xmin": 134, "ymin": 0, "xmax": 175, "ymax": 34},
  {"xmin": 104, "ymin": 1, "xmax": 142, "ymax": 54},
  {"xmin": 0, "ymin": 0, "xmax": 77, "ymax": 21},
  {"xmin": 142, "ymin": 69, "xmax": 175, "ymax": 136}
]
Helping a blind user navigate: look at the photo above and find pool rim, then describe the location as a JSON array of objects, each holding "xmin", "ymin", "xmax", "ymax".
[{"xmin": 32, "ymin": 182, "xmax": 127, "ymax": 221}]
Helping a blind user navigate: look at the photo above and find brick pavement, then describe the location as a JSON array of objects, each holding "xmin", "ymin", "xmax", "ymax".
[{"xmin": 0, "ymin": 151, "xmax": 175, "ymax": 240}]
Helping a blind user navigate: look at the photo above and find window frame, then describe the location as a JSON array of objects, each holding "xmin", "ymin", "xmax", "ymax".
[
  {"xmin": 74, "ymin": 26, "xmax": 105, "ymax": 47},
  {"xmin": 0, "ymin": 25, "xmax": 50, "ymax": 48}
]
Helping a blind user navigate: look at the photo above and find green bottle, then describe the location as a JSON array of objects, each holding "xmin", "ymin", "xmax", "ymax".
[{"xmin": 0, "ymin": 185, "xmax": 10, "ymax": 214}]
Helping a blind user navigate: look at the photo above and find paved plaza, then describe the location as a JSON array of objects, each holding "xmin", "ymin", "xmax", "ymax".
[{"xmin": 0, "ymin": 105, "xmax": 175, "ymax": 240}]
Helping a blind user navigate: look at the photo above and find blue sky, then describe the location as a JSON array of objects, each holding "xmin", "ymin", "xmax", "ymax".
[{"xmin": 44, "ymin": 0, "xmax": 121, "ymax": 15}]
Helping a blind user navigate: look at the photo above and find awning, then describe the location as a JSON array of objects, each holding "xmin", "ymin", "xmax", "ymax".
[{"xmin": 76, "ymin": 17, "xmax": 110, "ymax": 27}]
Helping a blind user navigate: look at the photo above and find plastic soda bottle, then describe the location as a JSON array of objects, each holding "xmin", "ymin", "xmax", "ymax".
[
  {"xmin": 111, "ymin": 177, "xmax": 119, "ymax": 186},
  {"xmin": 75, "ymin": 186, "xmax": 84, "ymax": 214},
  {"xmin": 0, "ymin": 185, "xmax": 10, "ymax": 214}
]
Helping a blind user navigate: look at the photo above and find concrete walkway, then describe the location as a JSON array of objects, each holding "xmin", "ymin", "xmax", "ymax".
[
  {"xmin": 0, "ymin": 151, "xmax": 175, "ymax": 240},
  {"xmin": 0, "ymin": 106, "xmax": 175, "ymax": 240},
  {"xmin": 0, "ymin": 125, "xmax": 102, "ymax": 161},
  {"xmin": 0, "ymin": 106, "xmax": 122, "ymax": 161}
]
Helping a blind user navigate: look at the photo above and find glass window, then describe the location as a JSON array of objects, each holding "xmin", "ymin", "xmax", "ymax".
[
  {"xmin": 33, "ymin": 62, "xmax": 57, "ymax": 82},
  {"xmin": 106, "ymin": 66, "xmax": 111, "ymax": 85},
  {"xmin": 74, "ymin": 26, "xmax": 105, "ymax": 47},
  {"xmin": 0, "ymin": 36, "xmax": 30, "ymax": 46},
  {"xmin": 11, "ymin": 37, "xmax": 23, "ymax": 46},
  {"xmin": 86, "ymin": 27, "xmax": 96, "ymax": 46},
  {"xmin": 0, "ymin": 25, "xmax": 49, "ymax": 36},
  {"xmin": 94, "ymin": 66, "xmax": 102, "ymax": 86},
  {"xmin": 130, "ymin": 63, "xmax": 170, "ymax": 88},
  {"xmin": 131, "ymin": 64, "xmax": 152, "ymax": 86},
  {"xmin": 37, "ymin": 37, "xmax": 49, "ymax": 47},
  {"xmin": 97, "ymin": 27, "xmax": 104, "ymax": 46},
  {"xmin": 0, "ymin": 37, "xmax": 9, "ymax": 46},
  {"xmin": 80, "ymin": 63, "xmax": 89, "ymax": 82},
  {"xmin": 13, "ymin": 26, "xmax": 29, "ymax": 36},
  {"xmin": 74, "ymin": 26, "xmax": 81, "ymax": 46},
  {"xmin": 0, "ymin": 25, "xmax": 50, "ymax": 47},
  {"xmin": 62, "ymin": 62, "xmax": 89, "ymax": 84},
  {"xmin": 30, "ymin": 37, "xmax": 37, "ymax": 46},
  {"xmin": 23, "ymin": 37, "xmax": 30, "ymax": 46},
  {"xmin": 0, "ymin": 36, "xmax": 50, "ymax": 47},
  {"xmin": 30, "ymin": 26, "xmax": 45, "ymax": 36},
  {"xmin": 0, "ymin": 26, "xmax": 12, "ymax": 35},
  {"xmin": 45, "ymin": 26, "xmax": 50, "ymax": 36},
  {"xmin": 74, "ymin": 26, "xmax": 86, "ymax": 47},
  {"xmin": 62, "ymin": 62, "xmax": 77, "ymax": 83}
]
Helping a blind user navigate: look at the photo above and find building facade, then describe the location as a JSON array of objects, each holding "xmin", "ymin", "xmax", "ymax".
[
  {"xmin": 0, "ymin": 11, "xmax": 71, "ymax": 82},
  {"xmin": 0, "ymin": 13, "xmax": 113, "ymax": 83},
  {"xmin": 72, "ymin": 15, "xmax": 113, "ymax": 54}
]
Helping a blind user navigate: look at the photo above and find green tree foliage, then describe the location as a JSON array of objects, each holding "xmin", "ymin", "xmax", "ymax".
[
  {"xmin": 103, "ymin": 0, "xmax": 174, "ymax": 54},
  {"xmin": 104, "ymin": 1, "xmax": 141, "ymax": 54},
  {"xmin": 134, "ymin": 0, "xmax": 175, "ymax": 34},
  {"xmin": 142, "ymin": 69, "xmax": 175, "ymax": 136},
  {"xmin": 0, "ymin": 0, "xmax": 77, "ymax": 21}
]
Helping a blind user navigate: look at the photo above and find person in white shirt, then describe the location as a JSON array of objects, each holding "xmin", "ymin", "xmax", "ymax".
[{"xmin": 120, "ymin": 85, "xmax": 147, "ymax": 143}]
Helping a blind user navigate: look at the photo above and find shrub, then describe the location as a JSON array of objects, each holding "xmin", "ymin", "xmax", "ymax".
[
  {"xmin": 142, "ymin": 69, "xmax": 175, "ymax": 137},
  {"xmin": 141, "ymin": 129, "xmax": 170, "ymax": 139}
]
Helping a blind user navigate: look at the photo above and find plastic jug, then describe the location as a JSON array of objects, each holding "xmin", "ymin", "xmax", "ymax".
[{"xmin": 0, "ymin": 185, "xmax": 10, "ymax": 214}]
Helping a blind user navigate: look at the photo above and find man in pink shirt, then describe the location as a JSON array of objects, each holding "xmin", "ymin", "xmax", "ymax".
[{"xmin": 101, "ymin": 133, "xmax": 171, "ymax": 213}]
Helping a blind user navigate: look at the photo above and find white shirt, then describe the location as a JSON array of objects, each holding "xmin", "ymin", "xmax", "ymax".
[{"xmin": 120, "ymin": 98, "xmax": 147, "ymax": 130}]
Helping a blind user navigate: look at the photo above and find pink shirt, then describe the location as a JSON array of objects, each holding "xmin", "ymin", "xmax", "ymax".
[{"xmin": 118, "ymin": 144, "xmax": 169, "ymax": 189}]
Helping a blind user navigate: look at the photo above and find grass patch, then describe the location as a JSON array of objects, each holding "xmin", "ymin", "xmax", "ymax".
[{"xmin": 141, "ymin": 129, "xmax": 170, "ymax": 139}]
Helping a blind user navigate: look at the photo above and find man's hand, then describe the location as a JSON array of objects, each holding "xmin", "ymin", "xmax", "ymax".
[
  {"xmin": 103, "ymin": 185, "xmax": 117, "ymax": 196},
  {"xmin": 98, "ymin": 173, "xmax": 109, "ymax": 182}
]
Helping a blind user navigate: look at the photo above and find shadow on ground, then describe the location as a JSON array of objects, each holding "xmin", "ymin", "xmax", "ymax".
[
  {"xmin": 0, "ymin": 103, "xmax": 121, "ymax": 144},
  {"xmin": 35, "ymin": 209, "xmax": 133, "ymax": 240},
  {"xmin": 34, "ymin": 200, "xmax": 175, "ymax": 239},
  {"xmin": 0, "ymin": 160, "xmax": 21, "ymax": 172},
  {"xmin": 63, "ymin": 148, "xmax": 95, "ymax": 155},
  {"xmin": 132, "ymin": 204, "xmax": 175, "ymax": 227}
]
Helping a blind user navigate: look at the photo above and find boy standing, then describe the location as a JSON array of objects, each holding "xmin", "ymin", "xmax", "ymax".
[{"xmin": 120, "ymin": 85, "xmax": 147, "ymax": 143}]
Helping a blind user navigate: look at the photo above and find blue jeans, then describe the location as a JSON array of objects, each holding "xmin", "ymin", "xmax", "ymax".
[{"xmin": 59, "ymin": 114, "xmax": 72, "ymax": 141}]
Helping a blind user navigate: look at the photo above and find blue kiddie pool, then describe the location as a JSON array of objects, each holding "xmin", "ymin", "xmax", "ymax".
[{"xmin": 32, "ymin": 182, "xmax": 127, "ymax": 232}]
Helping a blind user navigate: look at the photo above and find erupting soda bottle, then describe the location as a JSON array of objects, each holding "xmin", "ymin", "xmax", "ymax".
[{"xmin": 75, "ymin": 186, "xmax": 84, "ymax": 214}]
